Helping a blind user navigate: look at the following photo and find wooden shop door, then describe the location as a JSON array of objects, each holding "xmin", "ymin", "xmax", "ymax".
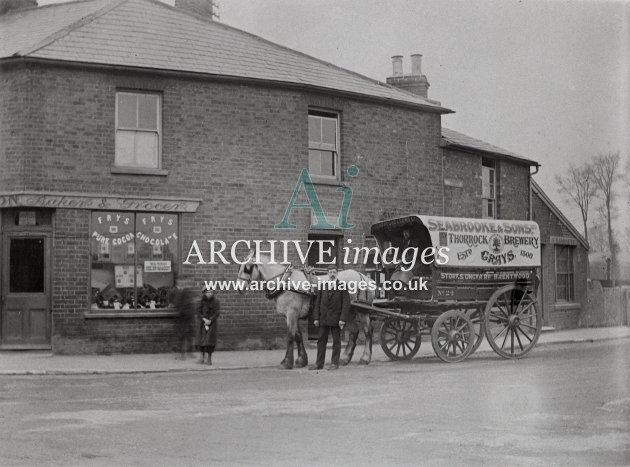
[{"xmin": 1, "ymin": 234, "xmax": 51, "ymax": 349}]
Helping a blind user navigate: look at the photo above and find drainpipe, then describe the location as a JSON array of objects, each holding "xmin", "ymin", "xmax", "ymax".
[{"xmin": 529, "ymin": 163, "xmax": 540, "ymax": 221}]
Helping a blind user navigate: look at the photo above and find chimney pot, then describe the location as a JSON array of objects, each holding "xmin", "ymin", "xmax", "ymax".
[
  {"xmin": 391, "ymin": 55, "xmax": 403, "ymax": 77},
  {"xmin": 410, "ymin": 54, "xmax": 422, "ymax": 76}
]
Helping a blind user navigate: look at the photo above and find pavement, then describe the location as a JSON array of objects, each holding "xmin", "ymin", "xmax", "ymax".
[{"xmin": 1, "ymin": 326, "xmax": 629, "ymax": 375}]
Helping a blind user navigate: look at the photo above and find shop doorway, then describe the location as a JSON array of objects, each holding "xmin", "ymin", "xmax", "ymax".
[{"xmin": 1, "ymin": 232, "xmax": 51, "ymax": 349}]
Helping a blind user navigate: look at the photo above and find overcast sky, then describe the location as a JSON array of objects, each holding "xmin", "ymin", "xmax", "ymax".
[
  {"xmin": 34, "ymin": 0, "xmax": 630, "ymax": 235},
  {"xmin": 217, "ymin": 0, "xmax": 628, "ymax": 233}
]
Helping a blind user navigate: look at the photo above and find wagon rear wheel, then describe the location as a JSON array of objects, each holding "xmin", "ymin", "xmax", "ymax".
[
  {"xmin": 380, "ymin": 318, "xmax": 421, "ymax": 361},
  {"xmin": 484, "ymin": 284, "xmax": 541, "ymax": 359},
  {"xmin": 431, "ymin": 310, "xmax": 475, "ymax": 363}
]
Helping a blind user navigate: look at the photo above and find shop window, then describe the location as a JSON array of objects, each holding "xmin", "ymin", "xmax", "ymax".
[
  {"xmin": 308, "ymin": 110, "xmax": 339, "ymax": 180},
  {"xmin": 482, "ymin": 158, "xmax": 496, "ymax": 219},
  {"xmin": 90, "ymin": 212, "xmax": 178, "ymax": 310},
  {"xmin": 115, "ymin": 91, "xmax": 161, "ymax": 168},
  {"xmin": 555, "ymin": 245, "xmax": 574, "ymax": 302}
]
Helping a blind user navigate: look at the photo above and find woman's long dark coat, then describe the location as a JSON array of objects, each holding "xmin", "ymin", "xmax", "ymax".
[{"xmin": 198, "ymin": 296, "xmax": 220, "ymax": 347}]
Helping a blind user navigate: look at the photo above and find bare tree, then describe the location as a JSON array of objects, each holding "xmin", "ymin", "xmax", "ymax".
[
  {"xmin": 556, "ymin": 164, "xmax": 596, "ymax": 243},
  {"xmin": 591, "ymin": 152, "xmax": 622, "ymax": 285}
]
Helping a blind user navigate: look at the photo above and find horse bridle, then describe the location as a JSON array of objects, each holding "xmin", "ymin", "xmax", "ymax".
[{"xmin": 238, "ymin": 262, "xmax": 292, "ymax": 285}]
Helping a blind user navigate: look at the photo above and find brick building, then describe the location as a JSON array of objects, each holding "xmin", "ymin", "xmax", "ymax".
[
  {"xmin": 439, "ymin": 131, "xmax": 590, "ymax": 329},
  {"xmin": 0, "ymin": 0, "xmax": 584, "ymax": 353},
  {"xmin": 531, "ymin": 181, "xmax": 589, "ymax": 329}
]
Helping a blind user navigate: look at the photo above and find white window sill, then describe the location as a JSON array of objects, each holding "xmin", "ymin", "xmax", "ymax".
[
  {"xmin": 111, "ymin": 166, "xmax": 169, "ymax": 176},
  {"xmin": 309, "ymin": 176, "xmax": 344, "ymax": 187},
  {"xmin": 553, "ymin": 302, "xmax": 580, "ymax": 311},
  {"xmin": 84, "ymin": 310, "xmax": 178, "ymax": 319}
]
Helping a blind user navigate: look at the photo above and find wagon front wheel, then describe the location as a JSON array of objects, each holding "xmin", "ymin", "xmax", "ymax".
[
  {"xmin": 431, "ymin": 310, "xmax": 475, "ymax": 363},
  {"xmin": 380, "ymin": 318, "xmax": 421, "ymax": 361},
  {"xmin": 484, "ymin": 284, "xmax": 541, "ymax": 359}
]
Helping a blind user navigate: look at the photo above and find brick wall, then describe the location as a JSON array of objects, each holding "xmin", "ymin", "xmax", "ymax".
[
  {"xmin": 0, "ymin": 63, "xmax": 27, "ymax": 190},
  {"xmin": 443, "ymin": 148, "xmax": 530, "ymax": 220},
  {"xmin": 532, "ymin": 190, "xmax": 588, "ymax": 329},
  {"xmin": 2, "ymin": 62, "xmax": 446, "ymax": 353}
]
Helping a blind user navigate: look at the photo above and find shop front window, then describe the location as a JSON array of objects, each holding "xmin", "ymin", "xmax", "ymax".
[{"xmin": 90, "ymin": 212, "xmax": 178, "ymax": 310}]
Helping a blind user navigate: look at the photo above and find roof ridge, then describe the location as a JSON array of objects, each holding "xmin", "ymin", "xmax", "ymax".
[
  {"xmin": 530, "ymin": 179, "xmax": 589, "ymax": 250},
  {"xmin": 136, "ymin": 0, "xmax": 442, "ymax": 109},
  {"xmin": 17, "ymin": 0, "xmax": 128, "ymax": 57},
  {"xmin": 443, "ymin": 127, "xmax": 521, "ymax": 156}
]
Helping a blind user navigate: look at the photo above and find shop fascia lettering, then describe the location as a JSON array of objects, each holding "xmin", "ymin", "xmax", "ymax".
[{"xmin": 92, "ymin": 213, "xmax": 177, "ymax": 246}]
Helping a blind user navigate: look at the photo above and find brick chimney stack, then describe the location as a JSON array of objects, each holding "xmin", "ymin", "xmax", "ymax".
[
  {"xmin": 174, "ymin": 0, "xmax": 216, "ymax": 20},
  {"xmin": 386, "ymin": 53, "xmax": 430, "ymax": 98},
  {"xmin": 0, "ymin": 0, "xmax": 37, "ymax": 15}
]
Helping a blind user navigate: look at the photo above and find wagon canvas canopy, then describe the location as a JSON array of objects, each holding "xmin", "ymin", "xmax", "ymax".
[{"xmin": 371, "ymin": 215, "xmax": 541, "ymax": 269}]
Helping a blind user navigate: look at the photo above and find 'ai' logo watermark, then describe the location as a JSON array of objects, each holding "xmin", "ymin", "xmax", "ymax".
[{"xmin": 274, "ymin": 165, "xmax": 359, "ymax": 229}]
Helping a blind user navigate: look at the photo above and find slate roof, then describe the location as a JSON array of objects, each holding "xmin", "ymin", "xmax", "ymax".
[
  {"xmin": 0, "ymin": 0, "xmax": 451, "ymax": 113},
  {"xmin": 442, "ymin": 127, "xmax": 538, "ymax": 166}
]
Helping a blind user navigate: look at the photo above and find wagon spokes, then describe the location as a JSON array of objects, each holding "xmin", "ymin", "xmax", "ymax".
[
  {"xmin": 431, "ymin": 310, "xmax": 475, "ymax": 363},
  {"xmin": 484, "ymin": 284, "xmax": 542, "ymax": 359}
]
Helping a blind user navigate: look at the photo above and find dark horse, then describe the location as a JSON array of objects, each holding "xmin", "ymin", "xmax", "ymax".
[{"xmin": 236, "ymin": 250, "xmax": 376, "ymax": 369}]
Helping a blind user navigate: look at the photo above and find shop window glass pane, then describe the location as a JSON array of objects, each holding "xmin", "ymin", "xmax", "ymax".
[
  {"xmin": 91, "ymin": 212, "xmax": 178, "ymax": 310},
  {"xmin": 135, "ymin": 213, "xmax": 178, "ymax": 308},
  {"xmin": 309, "ymin": 149, "xmax": 322, "ymax": 175},
  {"xmin": 308, "ymin": 116, "xmax": 321, "ymax": 143},
  {"xmin": 321, "ymin": 151, "xmax": 335, "ymax": 176},
  {"xmin": 321, "ymin": 118, "xmax": 336, "ymax": 145},
  {"xmin": 138, "ymin": 94, "xmax": 158, "ymax": 130},
  {"xmin": 117, "ymin": 94, "xmax": 137, "ymax": 128},
  {"xmin": 115, "ymin": 131, "xmax": 136, "ymax": 166},
  {"xmin": 90, "ymin": 212, "xmax": 135, "ymax": 310},
  {"xmin": 135, "ymin": 132, "xmax": 158, "ymax": 168},
  {"xmin": 9, "ymin": 238, "xmax": 44, "ymax": 293}
]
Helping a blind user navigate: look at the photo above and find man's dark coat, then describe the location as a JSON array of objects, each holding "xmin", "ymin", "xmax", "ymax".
[{"xmin": 313, "ymin": 282, "xmax": 351, "ymax": 326}]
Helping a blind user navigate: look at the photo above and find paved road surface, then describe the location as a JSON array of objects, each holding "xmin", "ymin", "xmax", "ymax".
[{"xmin": 1, "ymin": 340, "xmax": 628, "ymax": 466}]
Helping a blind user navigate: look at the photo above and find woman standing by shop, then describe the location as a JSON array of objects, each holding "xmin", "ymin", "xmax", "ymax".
[{"xmin": 198, "ymin": 287, "xmax": 220, "ymax": 365}]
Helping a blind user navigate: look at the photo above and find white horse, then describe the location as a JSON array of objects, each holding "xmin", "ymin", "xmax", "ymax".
[{"xmin": 236, "ymin": 250, "xmax": 376, "ymax": 369}]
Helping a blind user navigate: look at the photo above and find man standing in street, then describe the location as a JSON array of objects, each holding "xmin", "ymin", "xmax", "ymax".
[{"xmin": 309, "ymin": 266, "xmax": 351, "ymax": 371}]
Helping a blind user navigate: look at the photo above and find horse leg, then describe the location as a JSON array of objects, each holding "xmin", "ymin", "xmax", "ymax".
[
  {"xmin": 281, "ymin": 331, "xmax": 294, "ymax": 369},
  {"xmin": 340, "ymin": 320, "xmax": 359, "ymax": 366},
  {"xmin": 359, "ymin": 315, "xmax": 373, "ymax": 365},
  {"xmin": 294, "ymin": 329, "xmax": 308, "ymax": 368}
]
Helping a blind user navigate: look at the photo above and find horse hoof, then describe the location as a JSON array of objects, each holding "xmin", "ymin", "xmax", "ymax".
[
  {"xmin": 339, "ymin": 359, "xmax": 350, "ymax": 366},
  {"xmin": 295, "ymin": 359, "xmax": 307, "ymax": 368},
  {"xmin": 281, "ymin": 362, "xmax": 294, "ymax": 370},
  {"xmin": 359, "ymin": 359, "xmax": 370, "ymax": 365}
]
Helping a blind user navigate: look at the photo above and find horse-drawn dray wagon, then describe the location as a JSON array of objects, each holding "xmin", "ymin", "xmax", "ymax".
[{"xmin": 352, "ymin": 215, "xmax": 542, "ymax": 363}]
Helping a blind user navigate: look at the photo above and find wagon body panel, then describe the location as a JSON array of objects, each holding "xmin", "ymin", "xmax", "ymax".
[
  {"xmin": 367, "ymin": 214, "xmax": 543, "ymax": 362},
  {"xmin": 370, "ymin": 214, "xmax": 541, "ymax": 269}
]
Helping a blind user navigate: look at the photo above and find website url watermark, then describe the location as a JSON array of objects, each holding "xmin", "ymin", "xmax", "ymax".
[{"xmin": 206, "ymin": 278, "xmax": 428, "ymax": 295}]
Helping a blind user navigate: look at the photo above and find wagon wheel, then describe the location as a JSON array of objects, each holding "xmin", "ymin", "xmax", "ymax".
[
  {"xmin": 484, "ymin": 284, "xmax": 541, "ymax": 359},
  {"xmin": 380, "ymin": 318, "xmax": 421, "ymax": 361},
  {"xmin": 431, "ymin": 310, "xmax": 475, "ymax": 363},
  {"xmin": 466, "ymin": 307, "xmax": 485, "ymax": 355}
]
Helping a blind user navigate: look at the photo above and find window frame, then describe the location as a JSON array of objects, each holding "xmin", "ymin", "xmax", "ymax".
[
  {"xmin": 308, "ymin": 109, "xmax": 340, "ymax": 181},
  {"xmin": 89, "ymin": 211, "xmax": 180, "ymax": 312},
  {"xmin": 554, "ymin": 244, "xmax": 575, "ymax": 302},
  {"xmin": 482, "ymin": 158, "xmax": 496, "ymax": 219},
  {"xmin": 115, "ymin": 90, "xmax": 162, "ymax": 169}
]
